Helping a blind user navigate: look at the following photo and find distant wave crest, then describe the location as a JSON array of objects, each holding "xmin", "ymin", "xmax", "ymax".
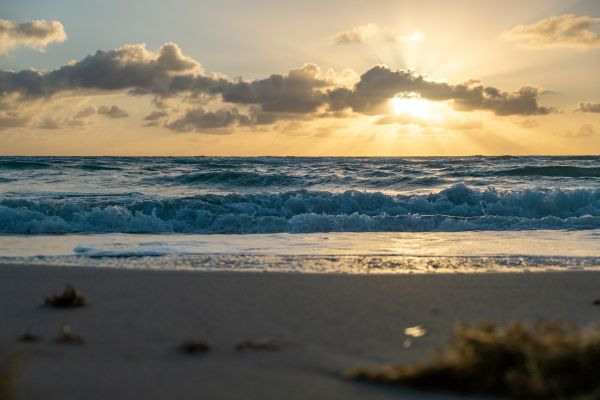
[
  {"xmin": 167, "ymin": 170, "xmax": 305, "ymax": 187},
  {"xmin": 498, "ymin": 166, "xmax": 600, "ymax": 178},
  {"xmin": 146, "ymin": 170, "xmax": 447, "ymax": 189},
  {"xmin": 0, "ymin": 160, "xmax": 51, "ymax": 169},
  {"xmin": 2, "ymin": 184, "xmax": 600, "ymax": 234}
]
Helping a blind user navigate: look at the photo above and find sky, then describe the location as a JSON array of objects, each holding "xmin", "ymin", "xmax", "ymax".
[{"xmin": 1, "ymin": 0, "xmax": 599, "ymax": 156}]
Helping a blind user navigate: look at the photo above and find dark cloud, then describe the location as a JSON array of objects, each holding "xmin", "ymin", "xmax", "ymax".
[
  {"xmin": 73, "ymin": 106, "xmax": 97, "ymax": 119},
  {"xmin": 37, "ymin": 116, "xmax": 87, "ymax": 129},
  {"xmin": 71, "ymin": 104, "xmax": 129, "ymax": 120},
  {"xmin": 143, "ymin": 110, "xmax": 168, "ymax": 121},
  {"xmin": 0, "ymin": 19, "xmax": 66, "ymax": 54},
  {"xmin": 166, "ymin": 108, "xmax": 251, "ymax": 132},
  {"xmin": 98, "ymin": 105, "xmax": 129, "ymax": 118},
  {"xmin": 168, "ymin": 63, "xmax": 329, "ymax": 114},
  {"xmin": 0, "ymin": 42, "xmax": 555, "ymax": 134},
  {"xmin": 577, "ymin": 102, "xmax": 600, "ymax": 113},
  {"xmin": 222, "ymin": 64, "xmax": 327, "ymax": 113},
  {"xmin": 0, "ymin": 42, "xmax": 200, "ymax": 97},
  {"xmin": 503, "ymin": 15, "xmax": 600, "ymax": 49},
  {"xmin": 327, "ymin": 66, "xmax": 553, "ymax": 116},
  {"xmin": 37, "ymin": 116, "xmax": 61, "ymax": 129},
  {"xmin": 0, "ymin": 114, "xmax": 29, "ymax": 130}
]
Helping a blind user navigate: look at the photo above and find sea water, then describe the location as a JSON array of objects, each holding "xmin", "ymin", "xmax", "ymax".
[{"xmin": 1, "ymin": 156, "xmax": 600, "ymax": 272}]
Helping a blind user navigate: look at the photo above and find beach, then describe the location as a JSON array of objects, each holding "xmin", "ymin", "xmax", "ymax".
[
  {"xmin": 2, "ymin": 265, "xmax": 600, "ymax": 400},
  {"xmin": 3, "ymin": 0, "xmax": 600, "ymax": 397}
]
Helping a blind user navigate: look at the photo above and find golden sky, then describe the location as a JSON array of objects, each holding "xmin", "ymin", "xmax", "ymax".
[{"xmin": 1, "ymin": 0, "xmax": 599, "ymax": 155}]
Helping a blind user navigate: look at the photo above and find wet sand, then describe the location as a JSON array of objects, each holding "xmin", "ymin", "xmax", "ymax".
[{"xmin": 1, "ymin": 264, "xmax": 600, "ymax": 400}]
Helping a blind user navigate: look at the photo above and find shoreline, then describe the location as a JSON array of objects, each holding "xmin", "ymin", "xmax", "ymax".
[
  {"xmin": 3, "ymin": 261, "xmax": 600, "ymax": 274},
  {"xmin": 2, "ymin": 265, "xmax": 600, "ymax": 399}
]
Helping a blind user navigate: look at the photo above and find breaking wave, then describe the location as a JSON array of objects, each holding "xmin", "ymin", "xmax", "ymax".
[{"xmin": 2, "ymin": 184, "xmax": 600, "ymax": 234}]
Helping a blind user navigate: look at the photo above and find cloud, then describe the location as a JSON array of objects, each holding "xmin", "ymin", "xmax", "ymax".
[
  {"xmin": 0, "ymin": 114, "xmax": 29, "ymax": 130},
  {"xmin": 577, "ymin": 101, "xmax": 600, "ymax": 113},
  {"xmin": 0, "ymin": 42, "xmax": 555, "ymax": 134},
  {"xmin": 0, "ymin": 19, "xmax": 66, "ymax": 54},
  {"xmin": 37, "ymin": 116, "xmax": 87, "ymax": 129},
  {"xmin": 72, "ymin": 104, "xmax": 129, "ymax": 120},
  {"xmin": 218, "ymin": 64, "xmax": 328, "ymax": 113},
  {"xmin": 98, "ymin": 105, "xmax": 129, "ymax": 118},
  {"xmin": 503, "ymin": 15, "xmax": 600, "ymax": 49},
  {"xmin": 578, "ymin": 124, "xmax": 597, "ymax": 136},
  {"xmin": 142, "ymin": 110, "xmax": 168, "ymax": 126},
  {"xmin": 520, "ymin": 119, "xmax": 539, "ymax": 129},
  {"xmin": 330, "ymin": 23, "xmax": 396, "ymax": 45},
  {"xmin": 144, "ymin": 110, "xmax": 168, "ymax": 121},
  {"xmin": 555, "ymin": 124, "xmax": 597, "ymax": 138},
  {"xmin": 327, "ymin": 66, "xmax": 553, "ymax": 116},
  {"xmin": 329, "ymin": 23, "xmax": 424, "ymax": 46},
  {"xmin": 0, "ymin": 42, "xmax": 201, "ymax": 97},
  {"xmin": 166, "ymin": 108, "xmax": 250, "ymax": 132},
  {"xmin": 73, "ymin": 106, "xmax": 97, "ymax": 119}
]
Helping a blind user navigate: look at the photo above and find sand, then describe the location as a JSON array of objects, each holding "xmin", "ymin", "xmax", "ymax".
[{"xmin": 1, "ymin": 264, "xmax": 600, "ymax": 400}]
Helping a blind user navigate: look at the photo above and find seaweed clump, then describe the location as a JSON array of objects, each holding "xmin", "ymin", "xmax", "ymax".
[
  {"xmin": 178, "ymin": 340, "xmax": 210, "ymax": 354},
  {"xmin": 235, "ymin": 337, "xmax": 291, "ymax": 352},
  {"xmin": 43, "ymin": 285, "xmax": 86, "ymax": 308},
  {"xmin": 17, "ymin": 332, "xmax": 39, "ymax": 343},
  {"xmin": 345, "ymin": 320, "xmax": 600, "ymax": 399}
]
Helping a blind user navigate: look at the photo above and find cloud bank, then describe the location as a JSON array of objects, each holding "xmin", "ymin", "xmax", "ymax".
[
  {"xmin": 327, "ymin": 66, "xmax": 552, "ymax": 116},
  {"xmin": 0, "ymin": 42, "xmax": 201, "ymax": 98},
  {"xmin": 503, "ymin": 15, "xmax": 600, "ymax": 49},
  {"xmin": 0, "ymin": 42, "xmax": 555, "ymax": 133},
  {"xmin": 577, "ymin": 102, "xmax": 600, "ymax": 113},
  {"xmin": 0, "ymin": 19, "xmax": 66, "ymax": 54}
]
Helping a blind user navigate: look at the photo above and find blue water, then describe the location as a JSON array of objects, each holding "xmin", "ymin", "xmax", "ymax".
[
  {"xmin": 1, "ymin": 156, "xmax": 600, "ymax": 234},
  {"xmin": 1, "ymin": 156, "xmax": 600, "ymax": 271}
]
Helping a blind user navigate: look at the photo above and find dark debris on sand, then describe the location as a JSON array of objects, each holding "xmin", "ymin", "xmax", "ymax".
[
  {"xmin": 178, "ymin": 340, "xmax": 210, "ymax": 354},
  {"xmin": 43, "ymin": 285, "xmax": 86, "ymax": 308},
  {"xmin": 17, "ymin": 332, "xmax": 39, "ymax": 343},
  {"xmin": 54, "ymin": 326, "xmax": 84, "ymax": 345},
  {"xmin": 235, "ymin": 337, "xmax": 291, "ymax": 352},
  {"xmin": 345, "ymin": 320, "xmax": 600, "ymax": 399}
]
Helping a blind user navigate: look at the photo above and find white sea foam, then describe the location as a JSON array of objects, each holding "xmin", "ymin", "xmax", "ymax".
[
  {"xmin": 1, "ymin": 231, "xmax": 600, "ymax": 272},
  {"xmin": 1, "ymin": 184, "xmax": 600, "ymax": 234}
]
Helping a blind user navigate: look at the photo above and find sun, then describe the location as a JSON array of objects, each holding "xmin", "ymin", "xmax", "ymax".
[{"xmin": 391, "ymin": 93, "xmax": 440, "ymax": 120}]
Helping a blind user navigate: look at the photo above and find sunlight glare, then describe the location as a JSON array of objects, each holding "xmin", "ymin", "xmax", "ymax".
[{"xmin": 391, "ymin": 94, "xmax": 440, "ymax": 120}]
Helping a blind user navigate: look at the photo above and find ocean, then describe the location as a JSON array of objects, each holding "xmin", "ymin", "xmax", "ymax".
[{"xmin": 1, "ymin": 156, "xmax": 600, "ymax": 272}]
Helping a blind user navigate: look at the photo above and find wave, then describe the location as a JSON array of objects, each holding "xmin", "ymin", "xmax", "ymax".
[
  {"xmin": 73, "ymin": 244, "xmax": 171, "ymax": 258},
  {"xmin": 150, "ymin": 170, "xmax": 448, "ymax": 189},
  {"xmin": 498, "ymin": 166, "xmax": 600, "ymax": 178},
  {"xmin": 2, "ymin": 184, "xmax": 600, "ymax": 234},
  {"xmin": 167, "ymin": 170, "xmax": 305, "ymax": 187},
  {"xmin": 0, "ymin": 159, "xmax": 120, "ymax": 171},
  {"xmin": 0, "ymin": 160, "xmax": 51, "ymax": 169},
  {"xmin": 79, "ymin": 163, "xmax": 123, "ymax": 171}
]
